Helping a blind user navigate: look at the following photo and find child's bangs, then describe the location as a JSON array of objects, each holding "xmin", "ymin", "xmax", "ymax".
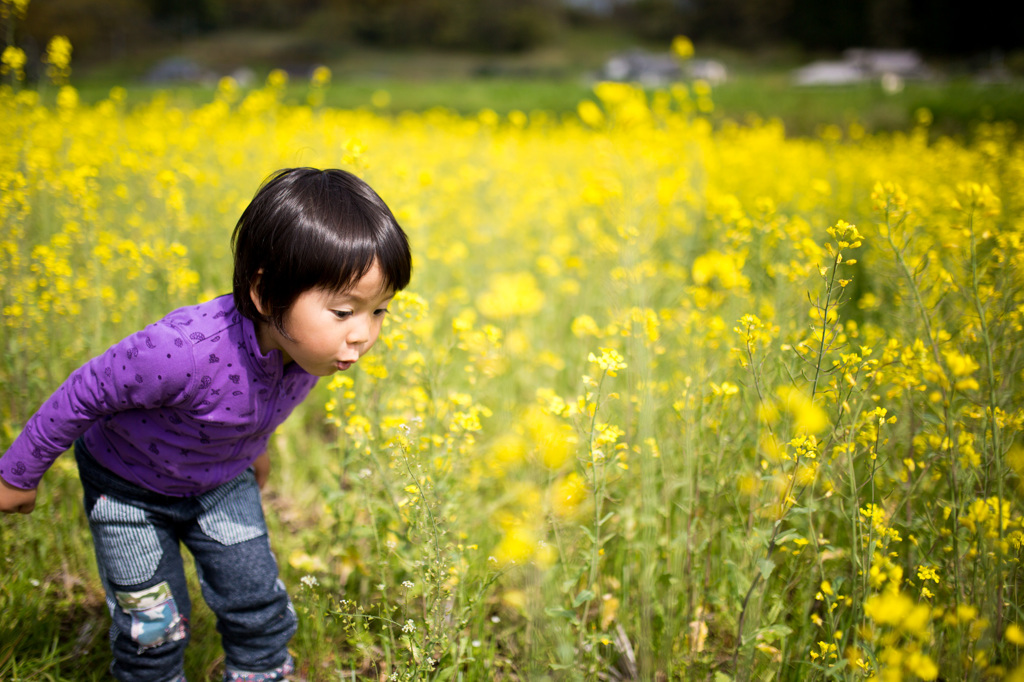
[{"xmin": 313, "ymin": 215, "xmax": 411, "ymax": 297}]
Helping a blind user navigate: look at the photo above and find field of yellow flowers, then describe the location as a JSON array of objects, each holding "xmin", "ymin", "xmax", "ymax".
[{"xmin": 2, "ymin": 48, "xmax": 1024, "ymax": 681}]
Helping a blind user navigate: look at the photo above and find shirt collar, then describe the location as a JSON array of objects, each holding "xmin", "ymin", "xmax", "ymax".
[
  {"xmin": 240, "ymin": 310, "xmax": 283, "ymax": 381},
  {"xmin": 238, "ymin": 307, "xmax": 313, "ymax": 381}
]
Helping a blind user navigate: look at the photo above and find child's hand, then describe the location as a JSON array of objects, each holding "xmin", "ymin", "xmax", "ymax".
[
  {"xmin": 252, "ymin": 452, "xmax": 270, "ymax": 490},
  {"xmin": 0, "ymin": 475, "xmax": 37, "ymax": 514}
]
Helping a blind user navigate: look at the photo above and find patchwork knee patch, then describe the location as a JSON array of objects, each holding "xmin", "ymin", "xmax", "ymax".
[
  {"xmin": 197, "ymin": 471, "xmax": 267, "ymax": 546},
  {"xmin": 89, "ymin": 494, "xmax": 163, "ymax": 585},
  {"xmin": 114, "ymin": 581, "xmax": 188, "ymax": 653}
]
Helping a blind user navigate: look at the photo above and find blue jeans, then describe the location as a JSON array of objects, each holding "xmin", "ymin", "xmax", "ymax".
[{"xmin": 75, "ymin": 440, "xmax": 297, "ymax": 682}]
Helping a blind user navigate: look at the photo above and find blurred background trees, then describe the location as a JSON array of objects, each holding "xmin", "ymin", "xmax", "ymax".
[
  {"xmin": 320, "ymin": 0, "xmax": 557, "ymax": 52},
  {"xmin": 5, "ymin": 0, "xmax": 1021, "ymax": 65}
]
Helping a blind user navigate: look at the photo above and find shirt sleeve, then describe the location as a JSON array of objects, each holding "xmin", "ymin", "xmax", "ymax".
[{"xmin": 0, "ymin": 322, "xmax": 196, "ymax": 489}]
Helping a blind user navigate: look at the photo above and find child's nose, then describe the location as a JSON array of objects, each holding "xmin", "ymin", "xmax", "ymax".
[{"xmin": 345, "ymin": 313, "xmax": 372, "ymax": 346}]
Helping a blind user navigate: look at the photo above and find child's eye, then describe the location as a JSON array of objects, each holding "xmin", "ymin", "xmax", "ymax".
[
  {"xmin": 374, "ymin": 308, "xmax": 390, "ymax": 317},
  {"xmin": 333, "ymin": 310, "xmax": 353, "ymax": 320}
]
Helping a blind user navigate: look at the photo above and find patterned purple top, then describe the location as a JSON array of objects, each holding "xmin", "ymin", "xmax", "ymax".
[{"xmin": 0, "ymin": 295, "xmax": 318, "ymax": 496}]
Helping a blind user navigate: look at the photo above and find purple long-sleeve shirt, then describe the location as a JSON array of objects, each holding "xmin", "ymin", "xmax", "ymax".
[{"xmin": 0, "ymin": 295, "xmax": 318, "ymax": 496}]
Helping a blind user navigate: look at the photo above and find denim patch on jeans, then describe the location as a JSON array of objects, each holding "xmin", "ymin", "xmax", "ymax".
[{"xmin": 75, "ymin": 439, "xmax": 297, "ymax": 682}]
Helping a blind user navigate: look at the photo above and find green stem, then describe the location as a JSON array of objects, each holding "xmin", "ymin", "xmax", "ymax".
[
  {"xmin": 881, "ymin": 207, "xmax": 965, "ymax": 607},
  {"xmin": 400, "ymin": 443, "xmax": 445, "ymax": 640},
  {"xmin": 733, "ymin": 248, "xmax": 841, "ymax": 677},
  {"xmin": 967, "ymin": 207, "xmax": 1005, "ymax": 639},
  {"xmin": 810, "ymin": 254, "xmax": 841, "ymax": 400},
  {"xmin": 579, "ymin": 369, "xmax": 609, "ymax": 652}
]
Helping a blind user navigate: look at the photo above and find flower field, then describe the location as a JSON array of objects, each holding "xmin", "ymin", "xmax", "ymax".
[{"xmin": 2, "ymin": 66, "xmax": 1024, "ymax": 680}]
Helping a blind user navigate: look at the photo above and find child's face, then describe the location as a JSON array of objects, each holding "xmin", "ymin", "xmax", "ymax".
[{"xmin": 258, "ymin": 262, "xmax": 393, "ymax": 376}]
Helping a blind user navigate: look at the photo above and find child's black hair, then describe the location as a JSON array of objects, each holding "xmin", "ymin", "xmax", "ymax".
[{"xmin": 232, "ymin": 168, "xmax": 412, "ymax": 333}]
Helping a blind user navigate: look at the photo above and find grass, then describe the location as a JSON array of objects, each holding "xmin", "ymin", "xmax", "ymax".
[
  {"xmin": 711, "ymin": 74, "xmax": 1024, "ymax": 137},
  {"xmin": 61, "ymin": 25, "xmax": 1024, "ymax": 137}
]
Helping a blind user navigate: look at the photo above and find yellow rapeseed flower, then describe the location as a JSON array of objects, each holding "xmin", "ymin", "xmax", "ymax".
[
  {"xmin": 588, "ymin": 347, "xmax": 627, "ymax": 377},
  {"xmin": 266, "ymin": 68, "xmax": 288, "ymax": 89},
  {"xmin": 943, "ymin": 349, "xmax": 979, "ymax": 377},
  {"xmin": 571, "ymin": 314, "xmax": 602, "ymax": 338},
  {"xmin": 1, "ymin": 46, "xmax": 27, "ymax": 81},
  {"xmin": 577, "ymin": 100, "xmax": 605, "ymax": 128},
  {"xmin": 671, "ymin": 35, "xmax": 695, "ymax": 60},
  {"xmin": 288, "ymin": 550, "xmax": 327, "ymax": 573},
  {"xmin": 916, "ymin": 565, "xmax": 939, "ymax": 583},
  {"xmin": 44, "ymin": 36, "xmax": 73, "ymax": 85},
  {"xmin": 55, "ymin": 85, "xmax": 78, "ymax": 110},
  {"xmin": 550, "ymin": 472, "xmax": 587, "ymax": 518},
  {"xmin": 310, "ymin": 65, "xmax": 331, "ymax": 88},
  {"xmin": 476, "ymin": 272, "xmax": 545, "ymax": 319},
  {"xmin": 492, "ymin": 516, "xmax": 537, "ymax": 565},
  {"xmin": 1, "ymin": 0, "xmax": 30, "ymax": 18},
  {"xmin": 776, "ymin": 386, "xmax": 830, "ymax": 435}
]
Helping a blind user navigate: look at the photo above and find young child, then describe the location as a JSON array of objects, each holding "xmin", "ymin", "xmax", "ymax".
[{"xmin": 0, "ymin": 167, "xmax": 412, "ymax": 681}]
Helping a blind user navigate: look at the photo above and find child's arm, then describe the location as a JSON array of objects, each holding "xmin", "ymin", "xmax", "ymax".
[
  {"xmin": 252, "ymin": 451, "xmax": 271, "ymax": 490},
  {"xmin": 0, "ymin": 474, "xmax": 36, "ymax": 514},
  {"xmin": 0, "ymin": 322, "xmax": 194, "ymax": 495}
]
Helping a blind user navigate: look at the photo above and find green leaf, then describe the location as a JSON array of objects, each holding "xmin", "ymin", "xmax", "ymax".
[
  {"xmin": 561, "ymin": 570, "xmax": 583, "ymax": 593},
  {"xmin": 753, "ymin": 623, "xmax": 793, "ymax": 643},
  {"xmin": 757, "ymin": 558, "xmax": 775, "ymax": 581},
  {"xmin": 573, "ymin": 589, "xmax": 596, "ymax": 607},
  {"xmin": 545, "ymin": 607, "xmax": 578, "ymax": 621},
  {"xmin": 773, "ymin": 528, "xmax": 802, "ymax": 547}
]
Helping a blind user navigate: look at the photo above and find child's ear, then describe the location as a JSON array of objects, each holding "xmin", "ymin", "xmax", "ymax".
[{"xmin": 249, "ymin": 271, "xmax": 266, "ymax": 316}]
